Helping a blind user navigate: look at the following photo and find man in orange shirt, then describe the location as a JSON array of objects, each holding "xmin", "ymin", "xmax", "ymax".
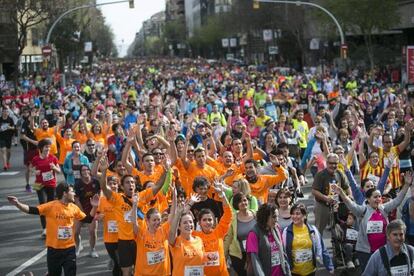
[
  {"xmin": 183, "ymin": 147, "xmax": 219, "ymax": 196},
  {"xmin": 8, "ymin": 183, "xmax": 87, "ymax": 276},
  {"xmin": 31, "ymin": 117, "xmax": 58, "ymax": 156},
  {"xmin": 244, "ymin": 158, "xmax": 288, "ymax": 203},
  {"xmin": 208, "ymin": 150, "xmax": 242, "ymax": 186}
]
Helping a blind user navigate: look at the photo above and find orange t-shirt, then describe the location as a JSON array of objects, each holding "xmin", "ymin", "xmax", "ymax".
[
  {"xmin": 133, "ymin": 168, "xmax": 163, "ymax": 186},
  {"xmin": 88, "ymin": 131, "xmax": 107, "ymax": 146},
  {"xmin": 56, "ymin": 134, "xmax": 75, "ymax": 164},
  {"xmin": 134, "ymin": 222, "xmax": 171, "ymax": 276},
  {"xmin": 170, "ymin": 235, "xmax": 205, "ymax": 276},
  {"xmin": 249, "ymin": 167, "xmax": 288, "ymax": 203},
  {"xmin": 193, "ymin": 205, "xmax": 232, "ymax": 276},
  {"xmin": 207, "ymin": 159, "xmax": 243, "ymax": 187},
  {"xmin": 97, "ymin": 195, "xmax": 118, "ymax": 243},
  {"xmin": 185, "ymin": 163, "xmax": 219, "ymax": 197},
  {"xmin": 34, "ymin": 127, "xmax": 58, "ymax": 155},
  {"xmin": 73, "ymin": 130, "xmax": 89, "ymax": 146},
  {"xmin": 37, "ymin": 200, "xmax": 86, "ymax": 249},
  {"xmin": 110, "ymin": 189, "xmax": 154, "ymax": 240}
]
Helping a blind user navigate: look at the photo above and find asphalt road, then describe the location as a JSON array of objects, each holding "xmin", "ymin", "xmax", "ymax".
[{"xmin": 0, "ymin": 146, "xmax": 340, "ymax": 276}]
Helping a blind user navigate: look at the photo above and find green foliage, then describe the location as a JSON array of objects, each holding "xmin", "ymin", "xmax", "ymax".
[
  {"xmin": 320, "ymin": 0, "xmax": 400, "ymax": 69},
  {"xmin": 323, "ymin": 0, "xmax": 400, "ymax": 34}
]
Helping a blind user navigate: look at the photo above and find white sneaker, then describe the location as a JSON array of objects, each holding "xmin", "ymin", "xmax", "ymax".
[
  {"xmin": 346, "ymin": 261, "xmax": 355, "ymax": 269},
  {"xmin": 41, "ymin": 229, "xmax": 46, "ymax": 239},
  {"xmin": 76, "ymin": 244, "xmax": 84, "ymax": 257},
  {"xmin": 89, "ymin": 249, "xmax": 99, "ymax": 258}
]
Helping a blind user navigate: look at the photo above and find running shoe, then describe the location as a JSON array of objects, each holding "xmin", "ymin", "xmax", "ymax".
[
  {"xmin": 346, "ymin": 261, "xmax": 355, "ymax": 269},
  {"xmin": 41, "ymin": 229, "xmax": 46, "ymax": 239},
  {"xmin": 89, "ymin": 249, "xmax": 99, "ymax": 258},
  {"xmin": 76, "ymin": 244, "xmax": 84, "ymax": 257},
  {"xmin": 26, "ymin": 184, "xmax": 32, "ymax": 193},
  {"xmin": 6, "ymin": 163, "xmax": 10, "ymax": 169}
]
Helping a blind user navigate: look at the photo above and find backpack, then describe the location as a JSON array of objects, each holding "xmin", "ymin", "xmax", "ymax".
[{"xmin": 379, "ymin": 245, "xmax": 414, "ymax": 276}]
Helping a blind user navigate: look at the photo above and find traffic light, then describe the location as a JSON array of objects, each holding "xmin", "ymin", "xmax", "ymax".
[
  {"xmin": 253, "ymin": 0, "xmax": 260, "ymax": 9},
  {"xmin": 129, "ymin": 0, "xmax": 134, "ymax": 8}
]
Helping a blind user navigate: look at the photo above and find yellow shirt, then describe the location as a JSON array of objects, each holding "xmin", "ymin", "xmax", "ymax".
[{"xmin": 292, "ymin": 224, "xmax": 315, "ymax": 275}]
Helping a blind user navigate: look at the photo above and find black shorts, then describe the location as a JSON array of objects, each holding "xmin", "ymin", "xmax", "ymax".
[
  {"xmin": 118, "ymin": 239, "xmax": 136, "ymax": 268},
  {"xmin": 47, "ymin": 246, "xmax": 76, "ymax": 276},
  {"xmin": 24, "ymin": 149, "xmax": 38, "ymax": 166},
  {"xmin": 0, "ymin": 137, "xmax": 12, "ymax": 149},
  {"xmin": 83, "ymin": 214, "xmax": 95, "ymax": 224}
]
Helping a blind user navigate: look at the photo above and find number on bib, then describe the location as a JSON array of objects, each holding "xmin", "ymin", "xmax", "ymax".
[
  {"xmin": 57, "ymin": 226, "xmax": 72, "ymax": 240},
  {"xmin": 184, "ymin": 266, "xmax": 203, "ymax": 276},
  {"xmin": 147, "ymin": 249, "xmax": 165, "ymax": 265},
  {"xmin": 271, "ymin": 251, "xmax": 281, "ymax": 267},
  {"xmin": 42, "ymin": 171, "xmax": 54, "ymax": 182},
  {"xmin": 294, "ymin": 249, "xmax": 312, "ymax": 263},
  {"xmin": 107, "ymin": 220, "xmax": 118, "ymax": 233},
  {"xmin": 346, "ymin": 229, "xmax": 358, "ymax": 241},
  {"xmin": 366, "ymin": 221, "xmax": 383, "ymax": 234},
  {"xmin": 390, "ymin": 264, "xmax": 408, "ymax": 276}
]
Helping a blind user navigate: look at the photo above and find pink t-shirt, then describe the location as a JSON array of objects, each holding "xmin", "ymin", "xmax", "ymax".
[
  {"xmin": 367, "ymin": 210, "xmax": 387, "ymax": 252},
  {"xmin": 247, "ymin": 231, "xmax": 283, "ymax": 276}
]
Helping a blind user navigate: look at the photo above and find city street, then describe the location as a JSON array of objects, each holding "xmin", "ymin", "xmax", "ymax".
[{"xmin": 0, "ymin": 146, "xmax": 338, "ymax": 276}]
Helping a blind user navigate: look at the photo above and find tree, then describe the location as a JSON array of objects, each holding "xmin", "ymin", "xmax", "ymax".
[
  {"xmin": 0, "ymin": 0, "xmax": 64, "ymax": 80},
  {"xmin": 321, "ymin": 0, "xmax": 400, "ymax": 70}
]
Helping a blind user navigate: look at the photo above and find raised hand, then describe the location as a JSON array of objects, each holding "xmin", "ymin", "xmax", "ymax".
[
  {"xmin": 404, "ymin": 171, "xmax": 414, "ymax": 186},
  {"xmin": 188, "ymin": 193, "xmax": 201, "ymax": 205},
  {"xmin": 7, "ymin": 196, "xmax": 19, "ymax": 206},
  {"xmin": 99, "ymin": 156, "xmax": 109, "ymax": 171},
  {"xmin": 269, "ymin": 154, "xmax": 280, "ymax": 167},
  {"xmin": 90, "ymin": 194, "xmax": 100, "ymax": 207}
]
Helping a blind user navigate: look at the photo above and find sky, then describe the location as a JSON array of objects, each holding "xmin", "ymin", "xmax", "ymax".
[{"xmin": 97, "ymin": 0, "xmax": 165, "ymax": 57}]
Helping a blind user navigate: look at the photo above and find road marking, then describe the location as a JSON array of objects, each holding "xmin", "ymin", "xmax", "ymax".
[
  {"xmin": 0, "ymin": 171, "xmax": 19, "ymax": 176},
  {"xmin": 6, "ymin": 248, "xmax": 47, "ymax": 276},
  {"xmin": 0, "ymin": 206, "xmax": 18, "ymax": 211}
]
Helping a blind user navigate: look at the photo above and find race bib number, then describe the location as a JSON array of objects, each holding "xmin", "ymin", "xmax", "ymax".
[
  {"xmin": 299, "ymin": 104, "xmax": 308, "ymax": 110},
  {"xmin": 184, "ymin": 266, "xmax": 203, "ymax": 276},
  {"xmin": 42, "ymin": 171, "xmax": 54, "ymax": 182},
  {"xmin": 1, "ymin": 123, "xmax": 8, "ymax": 131},
  {"xmin": 294, "ymin": 249, "xmax": 312, "ymax": 263},
  {"xmin": 57, "ymin": 226, "xmax": 72, "ymax": 240},
  {"xmin": 271, "ymin": 251, "xmax": 281, "ymax": 267},
  {"xmin": 124, "ymin": 211, "xmax": 132, "ymax": 223},
  {"xmin": 367, "ymin": 221, "xmax": 383, "ymax": 234},
  {"xmin": 367, "ymin": 174, "xmax": 380, "ymax": 185},
  {"xmin": 346, "ymin": 229, "xmax": 358, "ymax": 241},
  {"xmin": 147, "ymin": 249, "xmax": 165, "ymax": 265},
  {"xmin": 390, "ymin": 264, "xmax": 408, "ymax": 276},
  {"xmin": 205, "ymin": 251, "xmax": 220, "ymax": 266},
  {"xmin": 73, "ymin": 170, "xmax": 81, "ymax": 179},
  {"xmin": 107, "ymin": 220, "xmax": 118, "ymax": 233}
]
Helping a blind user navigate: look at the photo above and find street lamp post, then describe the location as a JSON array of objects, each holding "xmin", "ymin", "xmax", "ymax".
[
  {"xmin": 44, "ymin": 0, "xmax": 131, "ymax": 85},
  {"xmin": 257, "ymin": 0, "xmax": 346, "ymax": 57}
]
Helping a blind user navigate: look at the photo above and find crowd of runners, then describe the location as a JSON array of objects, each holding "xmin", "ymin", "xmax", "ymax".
[{"xmin": 2, "ymin": 58, "xmax": 414, "ymax": 276}]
